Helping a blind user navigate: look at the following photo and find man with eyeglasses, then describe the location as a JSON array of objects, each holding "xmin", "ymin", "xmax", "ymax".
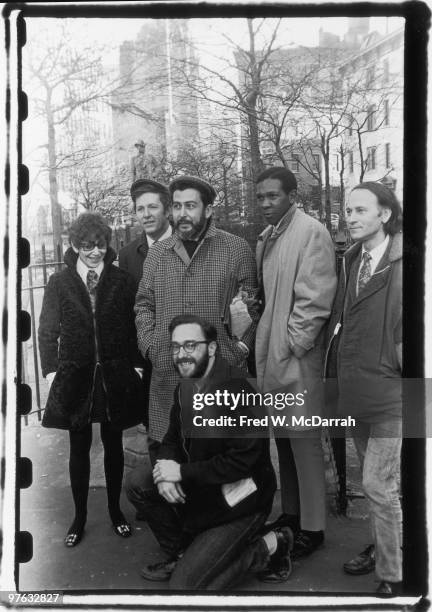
[
  {"xmin": 133, "ymin": 175, "xmax": 259, "ymax": 464},
  {"xmin": 127, "ymin": 314, "xmax": 296, "ymax": 589}
]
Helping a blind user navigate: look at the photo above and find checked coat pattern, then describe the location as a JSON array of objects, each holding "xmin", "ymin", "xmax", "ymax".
[{"xmin": 135, "ymin": 219, "xmax": 259, "ymax": 441}]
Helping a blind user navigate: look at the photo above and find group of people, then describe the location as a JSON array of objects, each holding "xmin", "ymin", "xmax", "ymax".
[{"xmin": 38, "ymin": 166, "xmax": 403, "ymax": 596}]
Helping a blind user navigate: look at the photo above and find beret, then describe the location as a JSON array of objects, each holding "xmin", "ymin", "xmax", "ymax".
[
  {"xmin": 169, "ymin": 175, "xmax": 216, "ymax": 203},
  {"xmin": 130, "ymin": 179, "xmax": 169, "ymax": 199}
]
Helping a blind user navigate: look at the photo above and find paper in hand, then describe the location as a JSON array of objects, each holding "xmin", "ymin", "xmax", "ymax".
[{"xmin": 229, "ymin": 287, "xmax": 253, "ymax": 339}]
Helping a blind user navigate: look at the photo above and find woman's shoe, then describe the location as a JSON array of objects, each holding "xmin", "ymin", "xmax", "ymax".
[
  {"xmin": 112, "ymin": 521, "xmax": 132, "ymax": 538},
  {"xmin": 64, "ymin": 524, "xmax": 85, "ymax": 547}
]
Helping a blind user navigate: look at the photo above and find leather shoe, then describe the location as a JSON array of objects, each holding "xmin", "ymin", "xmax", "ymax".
[
  {"xmin": 343, "ymin": 544, "xmax": 375, "ymax": 575},
  {"xmin": 291, "ymin": 530, "xmax": 324, "ymax": 560},
  {"xmin": 260, "ymin": 513, "xmax": 300, "ymax": 536},
  {"xmin": 140, "ymin": 557, "xmax": 178, "ymax": 582},
  {"xmin": 376, "ymin": 580, "xmax": 402, "ymax": 598},
  {"xmin": 257, "ymin": 526, "xmax": 294, "ymax": 583}
]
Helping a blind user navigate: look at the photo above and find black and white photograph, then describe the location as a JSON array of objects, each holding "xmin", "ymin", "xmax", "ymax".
[{"xmin": 0, "ymin": 1, "xmax": 428, "ymax": 607}]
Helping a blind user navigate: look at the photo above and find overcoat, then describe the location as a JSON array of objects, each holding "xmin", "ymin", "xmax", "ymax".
[
  {"xmin": 324, "ymin": 233, "xmax": 402, "ymax": 422},
  {"xmin": 255, "ymin": 205, "xmax": 337, "ymax": 422},
  {"xmin": 118, "ymin": 231, "xmax": 149, "ymax": 289},
  {"xmin": 135, "ymin": 219, "xmax": 260, "ymax": 442},
  {"xmin": 38, "ymin": 247, "xmax": 144, "ymax": 431}
]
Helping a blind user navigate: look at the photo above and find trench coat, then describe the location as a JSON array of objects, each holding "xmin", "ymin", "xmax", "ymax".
[
  {"xmin": 135, "ymin": 219, "xmax": 260, "ymax": 442},
  {"xmin": 255, "ymin": 205, "xmax": 337, "ymax": 423}
]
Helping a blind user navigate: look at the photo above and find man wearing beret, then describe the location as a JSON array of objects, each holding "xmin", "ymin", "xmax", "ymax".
[
  {"xmin": 119, "ymin": 179, "xmax": 172, "ymax": 289},
  {"xmin": 131, "ymin": 175, "xmax": 259, "ymax": 462}
]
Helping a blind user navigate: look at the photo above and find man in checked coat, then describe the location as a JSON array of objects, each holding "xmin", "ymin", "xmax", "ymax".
[{"xmin": 125, "ymin": 176, "xmax": 259, "ymax": 501}]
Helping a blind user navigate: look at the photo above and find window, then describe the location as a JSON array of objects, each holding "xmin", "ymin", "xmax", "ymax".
[
  {"xmin": 384, "ymin": 99, "xmax": 390, "ymax": 126},
  {"xmin": 349, "ymin": 151, "xmax": 354, "ymax": 173},
  {"xmin": 335, "ymin": 154, "xmax": 339, "ymax": 171},
  {"xmin": 367, "ymin": 146, "xmax": 376, "ymax": 170},
  {"xmin": 385, "ymin": 143, "xmax": 391, "ymax": 168},
  {"xmin": 367, "ymin": 105, "xmax": 376, "ymax": 131},
  {"xmin": 366, "ymin": 65, "xmax": 375, "ymax": 87},
  {"xmin": 383, "ymin": 58, "xmax": 390, "ymax": 83},
  {"xmin": 313, "ymin": 154, "xmax": 320, "ymax": 169},
  {"xmin": 290, "ymin": 158, "xmax": 299, "ymax": 173}
]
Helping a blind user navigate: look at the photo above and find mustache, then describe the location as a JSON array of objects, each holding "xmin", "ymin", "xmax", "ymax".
[
  {"xmin": 175, "ymin": 217, "xmax": 193, "ymax": 225},
  {"xmin": 175, "ymin": 357, "xmax": 197, "ymax": 364}
]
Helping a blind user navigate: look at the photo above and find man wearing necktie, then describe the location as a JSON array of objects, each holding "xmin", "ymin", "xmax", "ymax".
[{"xmin": 325, "ymin": 182, "xmax": 403, "ymax": 597}]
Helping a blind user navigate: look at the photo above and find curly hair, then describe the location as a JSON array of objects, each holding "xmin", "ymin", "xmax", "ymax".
[{"xmin": 68, "ymin": 212, "xmax": 112, "ymax": 248}]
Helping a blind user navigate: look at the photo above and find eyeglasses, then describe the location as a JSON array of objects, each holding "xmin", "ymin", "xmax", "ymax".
[
  {"xmin": 80, "ymin": 241, "xmax": 107, "ymax": 252},
  {"xmin": 170, "ymin": 340, "xmax": 209, "ymax": 355}
]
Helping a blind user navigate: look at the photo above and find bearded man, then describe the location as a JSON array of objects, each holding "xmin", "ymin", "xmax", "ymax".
[
  {"xmin": 128, "ymin": 315, "xmax": 295, "ymax": 590},
  {"xmin": 132, "ymin": 175, "xmax": 259, "ymax": 459}
]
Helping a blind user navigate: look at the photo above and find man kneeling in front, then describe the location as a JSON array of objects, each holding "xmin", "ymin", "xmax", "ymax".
[{"xmin": 131, "ymin": 314, "xmax": 293, "ymax": 589}]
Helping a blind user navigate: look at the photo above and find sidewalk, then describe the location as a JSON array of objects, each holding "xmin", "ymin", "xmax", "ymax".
[{"xmin": 19, "ymin": 419, "xmax": 375, "ymax": 594}]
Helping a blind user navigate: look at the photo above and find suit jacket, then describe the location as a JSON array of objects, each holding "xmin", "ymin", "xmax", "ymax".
[
  {"xmin": 118, "ymin": 232, "xmax": 149, "ymax": 289},
  {"xmin": 135, "ymin": 219, "xmax": 260, "ymax": 441}
]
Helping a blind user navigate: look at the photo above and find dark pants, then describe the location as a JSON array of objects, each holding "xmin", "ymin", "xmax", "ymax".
[
  {"xmin": 125, "ymin": 465, "xmax": 270, "ymax": 590},
  {"xmin": 69, "ymin": 422, "xmax": 124, "ymax": 524}
]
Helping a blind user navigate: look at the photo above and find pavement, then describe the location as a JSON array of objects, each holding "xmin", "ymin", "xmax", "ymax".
[{"xmin": 18, "ymin": 416, "xmax": 378, "ymax": 595}]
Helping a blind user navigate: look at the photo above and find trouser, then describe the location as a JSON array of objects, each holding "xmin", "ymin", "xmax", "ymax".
[
  {"xmin": 275, "ymin": 431, "xmax": 326, "ymax": 531},
  {"xmin": 133, "ymin": 484, "xmax": 270, "ymax": 590},
  {"xmin": 351, "ymin": 419, "xmax": 402, "ymax": 582}
]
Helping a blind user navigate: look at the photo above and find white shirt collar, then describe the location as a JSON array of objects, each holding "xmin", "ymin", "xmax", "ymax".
[
  {"xmin": 146, "ymin": 224, "xmax": 172, "ymax": 247},
  {"xmin": 76, "ymin": 257, "xmax": 104, "ymax": 286},
  {"xmin": 361, "ymin": 234, "xmax": 389, "ymax": 275}
]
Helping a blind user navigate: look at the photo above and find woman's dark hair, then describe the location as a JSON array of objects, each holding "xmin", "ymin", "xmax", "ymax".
[
  {"xmin": 168, "ymin": 314, "xmax": 217, "ymax": 342},
  {"xmin": 256, "ymin": 166, "xmax": 297, "ymax": 195},
  {"xmin": 351, "ymin": 182, "xmax": 402, "ymax": 235},
  {"xmin": 68, "ymin": 212, "xmax": 112, "ymax": 248}
]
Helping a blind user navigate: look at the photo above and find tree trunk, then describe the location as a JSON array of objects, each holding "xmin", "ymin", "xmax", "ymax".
[
  {"xmin": 323, "ymin": 138, "xmax": 332, "ymax": 233},
  {"xmin": 357, "ymin": 129, "xmax": 366, "ymax": 183},
  {"xmin": 46, "ymin": 92, "xmax": 63, "ymax": 258},
  {"xmin": 338, "ymin": 146, "xmax": 345, "ymax": 230}
]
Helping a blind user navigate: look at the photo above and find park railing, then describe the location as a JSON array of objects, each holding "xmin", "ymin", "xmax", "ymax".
[{"xmin": 21, "ymin": 243, "xmax": 65, "ymax": 425}]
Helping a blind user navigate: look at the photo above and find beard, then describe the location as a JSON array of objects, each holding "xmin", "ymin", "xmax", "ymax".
[
  {"xmin": 174, "ymin": 213, "xmax": 207, "ymax": 240},
  {"xmin": 174, "ymin": 352, "xmax": 210, "ymax": 379}
]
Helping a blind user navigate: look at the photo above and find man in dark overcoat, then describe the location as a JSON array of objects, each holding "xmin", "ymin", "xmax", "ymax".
[
  {"xmin": 325, "ymin": 182, "xmax": 403, "ymax": 598},
  {"xmin": 118, "ymin": 179, "xmax": 172, "ymax": 288}
]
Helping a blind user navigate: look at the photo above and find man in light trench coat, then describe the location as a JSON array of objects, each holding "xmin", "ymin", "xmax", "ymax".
[{"xmin": 254, "ymin": 166, "xmax": 337, "ymax": 580}]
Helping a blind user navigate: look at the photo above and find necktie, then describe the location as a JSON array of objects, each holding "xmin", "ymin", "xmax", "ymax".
[
  {"xmin": 86, "ymin": 270, "xmax": 99, "ymax": 293},
  {"xmin": 358, "ymin": 252, "xmax": 372, "ymax": 294},
  {"xmin": 86, "ymin": 270, "xmax": 99, "ymax": 311}
]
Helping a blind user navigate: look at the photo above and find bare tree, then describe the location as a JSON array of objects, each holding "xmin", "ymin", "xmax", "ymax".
[{"xmin": 25, "ymin": 22, "xmax": 115, "ymax": 253}]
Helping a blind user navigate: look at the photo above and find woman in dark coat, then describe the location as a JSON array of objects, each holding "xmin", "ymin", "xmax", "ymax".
[{"xmin": 38, "ymin": 212, "xmax": 143, "ymax": 547}]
